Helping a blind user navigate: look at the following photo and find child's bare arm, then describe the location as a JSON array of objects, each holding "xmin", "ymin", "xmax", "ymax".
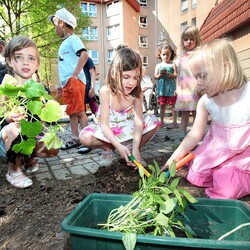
[
  {"xmin": 132, "ymin": 94, "xmax": 144, "ymax": 161},
  {"xmin": 161, "ymin": 95, "xmax": 209, "ymax": 171},
  {"xmin": 72, "ymin": 50, "xmax": 88, "ymax": 79}
]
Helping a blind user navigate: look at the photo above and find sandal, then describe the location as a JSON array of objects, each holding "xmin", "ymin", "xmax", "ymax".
[
  {"xmin": 167, "ymin": 123, "xmax": 179, "ymax": 129},
  {"xmin": 99, "ymin": 151, "xmax": 114, "ymax": 167},
  {"xmin": 6, "ymin": 171, "xmax": 33, "ymax": 188},
  {"xmin": 61, "ymin": 139, "xmax": 80, "ymax": 150}
]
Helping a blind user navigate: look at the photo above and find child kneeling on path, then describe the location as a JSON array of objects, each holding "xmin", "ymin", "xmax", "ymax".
[
  {"xmin": 161, "ymin": 38, "xmax": 250, "ymax": 200},
  {"xmin": 1, "ymin": 36, "xmax": 59, "ymax": 188},
  {"xmin": 80, "ymin": 48, "xmax": 161, "ymax": 167}
]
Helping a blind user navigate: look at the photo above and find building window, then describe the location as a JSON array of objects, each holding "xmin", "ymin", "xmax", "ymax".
[
  {"xmin": 81, "ymin": 3, "xmax": 97, "ymax": 17},
  {"xmin": 180, "ymin": 21, "xmax": 188, "ymax": 33},
  {"xmin": 192, "ymin": 0, "xmax": 197, "ymax": 9},
  {"xmin": 88, "ymin": 50, "xmax": 99, "ymax": 64},
  {"xmin": 107, "ymin": 49, "xmax": 114, "ymax": 64},
  {"xmin": 191, "ymin": 18, "xmax": 196, "ymax": 26},
  {"xmin": 82, "ymin": 27, "xmax": 98, "ymax": 41},
  {"xmin": 138, "ymin": 0, "xmax": 147, "ymax": 7},
  {"xmin": 139, "ymin": 16, "xmax": 148, "ymax": 28},
  {"xmin": 106, "ymin": 1, "xmax": 119, "ymax": 17},
  {"xmin": 139, "ymin": 36, "xmax": 148, "ymax": 48},
  {"xmin": 142, "ymin": 56, "xmax": 148, "ymax": 68},
  {"xmin": 107, "ymin": 24, "xmax": 120, "ymax": 40},
  {"xmin": 181, "ymin": 0, "xmax": 188, "ymax": 14}
]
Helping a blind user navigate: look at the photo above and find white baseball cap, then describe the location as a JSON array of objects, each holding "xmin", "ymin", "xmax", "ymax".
[{"xmin": 49, "ymin": 8, "xmax": 77, "ymax": 29}]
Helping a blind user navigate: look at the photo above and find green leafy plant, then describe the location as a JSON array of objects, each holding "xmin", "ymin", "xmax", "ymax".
[
  {"xmin": 99, "ymin": 160, "xmax": 198, "ymax": 250},
  {"xmin": 0, "ymin": 74, "xmax": 63, "ymax": 156}
]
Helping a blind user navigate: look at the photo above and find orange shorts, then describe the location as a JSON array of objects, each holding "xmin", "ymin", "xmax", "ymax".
[{"xmin": 62, "ymin": 77, "xmax": 86, "ymax": 115}]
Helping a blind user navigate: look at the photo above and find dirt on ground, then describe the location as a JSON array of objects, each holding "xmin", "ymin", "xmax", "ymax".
[{"xmin": 0, "ymin": 155, "xmax": 249, "ymax": 250}]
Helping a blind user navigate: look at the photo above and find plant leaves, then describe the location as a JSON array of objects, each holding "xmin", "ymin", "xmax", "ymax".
[
  {"xmin": 158, "ymin": 171, "xmax": 166, "ymax": 183},
  {"xmin": 148, "ymin": 164, "xmax": 156, "ymax": 175},
  {"xmin": 181, "ymin": 189, "xmax": 198, "ymax": 204},
  {"xmin": 155, "ymin": 213, "xmax": 169, "ymax": 226},
  {"xmin": 153, "ymin": 159, "xmax": 160, "ymax": 176},
  {"xmin": 20, "ymin": 119, "xmax": 43, "ymax": 138},
  {"xmin": 173, "ymin": 188, "xmax": 184, "ymax": 209},
  {"xmin": 169, "ymin": 177, "xmax": 180, "ymax": 190},
  {"xmin": 39, "ymin": 100, "xmax": 62, "ymax": 123},
  {"xmin": 0, "ymin": 83, "xmax": 26, "ymax": 96},
  {"xmin": 169, "ymin": 161, "xmax": 176, "ymax": 177},
  {"xmin": 122, "ymin": 233, "xmax": 136, "ymax": 250},
  {"xmin": 12, "ymin": 138, "xmax": 36, "ymax": 155},
  {"xmin": 27, "ymin": 100, "xmax": 43, "ymax": 115},
  {"xmin": 24, "ymin": 79, "xmax": 47, "ymax": 98},
  {"xmin": 39, "ymin": 131, "xmax": 63, "ymax": 149},
  {"xmin": 160, "ymin": 198, "xmax": 176, "ymax": 215},
  {"xmin": 138, "ymin": 166, "xmax": 145, "ymax": 178}
]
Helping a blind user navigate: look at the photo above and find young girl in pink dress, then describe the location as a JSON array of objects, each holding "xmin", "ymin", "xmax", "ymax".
[
  {"xmin": 162, "ymin": 38, "xmax": 250, "ymax": 200},
  {"xmin": 175, "ymin": 26, "xmax": 201, "ymax": 140},
  {"xmin": 80, "ymin": 48, "xmax": 160, "ymax": 167}
]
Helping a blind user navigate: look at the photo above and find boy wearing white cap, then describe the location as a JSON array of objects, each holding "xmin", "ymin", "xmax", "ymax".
[{"xmin": 49, "ymin": 8, "xmax": 91, "ymax": 152}]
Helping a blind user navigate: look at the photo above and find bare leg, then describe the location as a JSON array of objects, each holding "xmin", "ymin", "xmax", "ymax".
[
  {"xmin": 139, "ymin": 126, "xmax": 158, "ymax": 149},
  {"xmin": 2, "ymin": 123, "xmax": 20, "ymax": 151},
  {"xmin": 160, "ymin": 104, "xmax": 166, "ymax": 125},
  {"xmin": 2, "ymin": 123, "xmax": 33, "ymax": 187},
  {"xmin": 180, "ymin": 111, "xmax": 190, "ymax": 134},
  {"xmin": 69, "ymin": 114, "xmax": 79, "ymax": 139},
  {"xmin": 69, "ymin": 111, "xmax": 88, "ymax": 139},
  {"xmin": 171, "ymin": 105, "xmax": 177, "ymax": 124},
  {"xmin": 78, "ymin": 110, "xmax": 88, "ymax": 130},
  {"xmin": 191, "ymin": 111, "xmax": 196, "ymax": 124},
  {"xmin": 80, "ymin": 133, "xmax": 113, "ymax": 151}
]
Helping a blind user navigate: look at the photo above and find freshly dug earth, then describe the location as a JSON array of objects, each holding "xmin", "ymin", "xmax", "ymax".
[{"xmin": 0, "ymin": 156, "xmax": 249, "ymax": 250}]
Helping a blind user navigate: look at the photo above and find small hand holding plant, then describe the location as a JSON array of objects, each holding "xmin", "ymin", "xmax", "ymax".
[{"xmin": 0, "ymin": 74, "xmax": 63, "ymax": 156}]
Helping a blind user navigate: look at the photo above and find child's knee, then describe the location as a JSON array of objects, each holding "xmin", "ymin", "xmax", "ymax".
[
  {"xmin": 79, "ymin": 133, "xmax": 92, "ymax": 146},
  {"xmin": 206, "ymin": 167, "xmax": 250, "ymax": 199}
]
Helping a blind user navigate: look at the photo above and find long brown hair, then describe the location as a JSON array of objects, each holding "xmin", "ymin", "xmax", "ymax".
[{"xmin": 107, "ymin": 47, "xmax": 142, "ymax": 98}]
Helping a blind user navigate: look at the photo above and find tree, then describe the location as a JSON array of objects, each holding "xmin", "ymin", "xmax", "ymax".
[{"xmin": 0, "ymin": 0, "xmax": 91, "ymax": 85}]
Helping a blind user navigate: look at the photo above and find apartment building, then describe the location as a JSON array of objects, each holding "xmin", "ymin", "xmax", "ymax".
[{"xmin": 81, "ymin": 0, "xmax": 249, "ymax": 89}]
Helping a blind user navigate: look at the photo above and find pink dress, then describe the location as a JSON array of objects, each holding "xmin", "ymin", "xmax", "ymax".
[
  {"xmin": 175, "ymin": 52, "xmax": 200, "ymax": 111},
  {"xmin": 187, "ymin": 82, "xmax": 250, "ymax": 199},
  {"xmin": 80, "ymin": 101, "xmax": 160, "ymax": 144}
]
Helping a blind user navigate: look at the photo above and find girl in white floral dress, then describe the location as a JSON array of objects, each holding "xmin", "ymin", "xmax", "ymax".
[{"xmin": 80, "ymin": 48, "xmax": 160, "ymax": 166}]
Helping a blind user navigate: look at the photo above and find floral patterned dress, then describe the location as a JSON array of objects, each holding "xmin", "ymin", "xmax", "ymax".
[{"xmin": 80, "ymin": 102, "xmax": 160, "ymax": 144}]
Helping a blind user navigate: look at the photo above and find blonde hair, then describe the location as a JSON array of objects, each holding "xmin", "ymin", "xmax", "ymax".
[
  {"xmin": 107, "ymin": 47, "xmax": 142, "ymax": 98},
  {"xmin": 181, "ymin": 26, "xmax": 201, "ymax": 52},
  {"xmin": 189, "ymin": 38, "xmax": 247, "ymax": 96}
]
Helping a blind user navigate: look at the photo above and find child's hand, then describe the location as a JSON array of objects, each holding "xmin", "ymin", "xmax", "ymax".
[
  {"xmin": 116, "ymin": 144, "xmax": 131, "ymax": 164},
  {"xmin": 130, "ymin": 149, "xmax": 141, "ymax": 169},
  {"xmin": 10, "ymin": 107, "xmax": 26, "ymax": 123},
  {"xmin": 161, "ymin": 156, "xmax": 174, "ymax": 172},
  {"xmin": 88, "ymin": 87, "xmax": 95, "ymax": 98},
  {"xmin": 160, "ymin": 69, "xmax": 167, "ymax": 75},
  {"xmin": 132, "ymin": 149, "xmax": 140, "ymax": 162}
]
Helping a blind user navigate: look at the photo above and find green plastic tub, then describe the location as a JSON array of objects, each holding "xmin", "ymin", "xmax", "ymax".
[{"xmin": 61, "ymin": 193, "xmax": 250, "ymax": 250}]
